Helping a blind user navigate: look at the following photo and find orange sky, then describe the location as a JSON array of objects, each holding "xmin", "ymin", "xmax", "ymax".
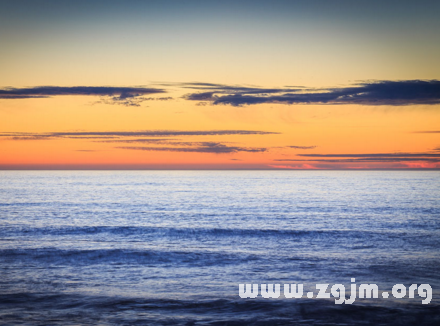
[{"xmin": 1, "ymin": 1, "xmax": 439, "ymax": 169}]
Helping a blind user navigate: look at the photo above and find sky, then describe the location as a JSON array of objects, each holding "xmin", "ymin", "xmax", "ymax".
[{"xmin": 1, "ymin": 0, "xmax": 440, "ymax": 169}]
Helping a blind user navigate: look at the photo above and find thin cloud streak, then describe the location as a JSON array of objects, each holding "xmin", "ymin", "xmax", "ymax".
[
  {"xmin": 93, "ymin": 96, "xmax": 173, "ymax": 107},
  {"xmin": 275, "ymin": 152, "xmax": 440, "ymax": 164},
  {"xmin": 288, "ymin": 145, "xmax": 317, "ymax": 150},
  {"xmin": 0, "ymin": 130, "xmax": 278, "ymax": 141},
  {"xmin": 275, "ymin": 158, "xmax": 440, "ymax": 163},
  {"xmin": 110, "ymin": 140, "xmax": 270, "ymax": 154},
  {"xmin": 97, "ymin": 138, "xmax": 177, "ymax": 143},
  {"xmin": 118, "ymin": 144, "xmax": 267, "ymax": 154},
  {"xmin": 296, "ymin": 153, "xmax": 440, "ymax": 158}
]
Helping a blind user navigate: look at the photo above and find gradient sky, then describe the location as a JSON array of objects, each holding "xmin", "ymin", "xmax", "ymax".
[{"xmin": 1, "ymin": 0, "xmax": 440, "ymax": 169}]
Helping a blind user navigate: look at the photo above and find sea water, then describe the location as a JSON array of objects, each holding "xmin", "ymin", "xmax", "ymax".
[{"xmin": 0, "ymin": 171, "xmax": 439, "ymax": 325}]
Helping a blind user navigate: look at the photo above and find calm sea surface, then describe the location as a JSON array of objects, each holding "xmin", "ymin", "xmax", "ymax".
[{"xmin": 0, "ymin": 171, "xmax": 439, "ymax": 325}]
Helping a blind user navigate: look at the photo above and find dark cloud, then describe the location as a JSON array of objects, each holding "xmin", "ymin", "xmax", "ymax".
[
  {"xmin": 185, "ymin": 92, "xmax": 218, "ymax": 101},
  {"xmin": 182, "ymin": 83, "xmax": 303, "ymax": 104},
  {"xmin": 413, "ymin": 131, "xmax": 440, "ymax": 133},
  {"xmin": 0, "ymin": 86, "xmax": 165, "ymax": 98},
  {"xmin": 184, "ymin": 80, "xmax": 440, "ymax": 106},
  {"xmin": 3, "ymin": 81, "xmax": 440, "ymax": 107},
  {"xmin": 183, "ymin": 84, "xmax": 300, "ymax": 94},
  {"xmin": 171, "ymin": 82, "xmax": 302, "ymax": 94},
  {"xmin": 0, "ymin": 130, "xmax": 278, "ymax": 141},
  {"xmin": 0, "ymin": 86, "xmax": 166, "ymax": 106},
  {"xmin": 288, "ymin": 145, "xmax": 317, "ymax": 150},
  {"xmin": 118, "ymin": 143, "xmax": 267, "ymax": 154}
]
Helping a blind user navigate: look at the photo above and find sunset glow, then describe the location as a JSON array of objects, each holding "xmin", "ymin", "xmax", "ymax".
[{"xmin": 1, "ymin": 1, "xmax": 439, "ymax": 169}]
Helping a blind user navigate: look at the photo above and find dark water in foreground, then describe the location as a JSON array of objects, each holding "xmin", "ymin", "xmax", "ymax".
[{"xmin": 0, "ymin": 171, "xmax": 439, "ymax": 325}]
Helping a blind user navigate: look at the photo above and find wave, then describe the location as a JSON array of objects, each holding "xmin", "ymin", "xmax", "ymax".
[
  {"xmin": 0, "ymin": 248, "xmax": 259, "ymax": 267},
  {"xmin": 1, "ymin": 292, "xmax": 439, "ymax": 325},
  {"xmin": 2, "ymin": 226, "xmax": 439, "ymax": 252},
  {"xmin": 2, "ymin": 225, "xmax": 437, "ymax": 238}
]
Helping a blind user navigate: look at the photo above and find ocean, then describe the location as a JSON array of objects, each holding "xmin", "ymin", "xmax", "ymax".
[{"xmin": 0, "ymin": 171, "xmax": 439, "ymax": 325}]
